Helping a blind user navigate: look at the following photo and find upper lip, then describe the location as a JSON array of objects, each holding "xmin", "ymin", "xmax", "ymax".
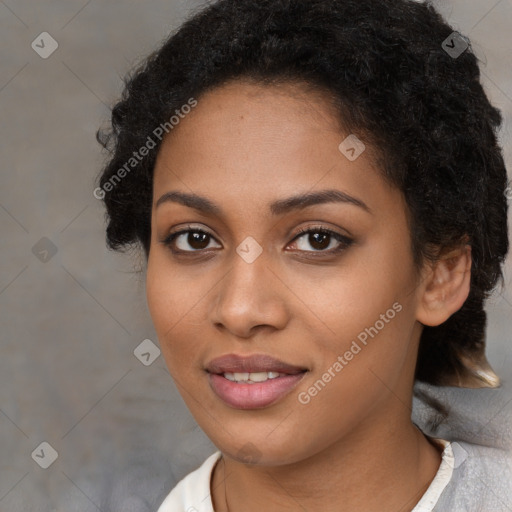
[{"xmin": 205, "ymin": 354, "xmax": 307, "ymax": 374}]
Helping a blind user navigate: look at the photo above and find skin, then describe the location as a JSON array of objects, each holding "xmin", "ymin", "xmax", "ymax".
[{"xmin": 146, "ymin": 79, "xmax": 472, "ymax": 512}]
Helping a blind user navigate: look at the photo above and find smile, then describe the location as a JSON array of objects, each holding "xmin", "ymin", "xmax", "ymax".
[{"xmin": 223, "ymin": 371, "xmax": 282, "ymax": 383}]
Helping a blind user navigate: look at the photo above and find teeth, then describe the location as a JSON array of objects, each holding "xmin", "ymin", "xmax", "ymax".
[{"xmin": 223, "ymin": 371, "xmax": 281, "ymax": 383}]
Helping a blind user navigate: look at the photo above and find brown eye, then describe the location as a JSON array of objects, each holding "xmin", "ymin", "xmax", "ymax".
[
  {"xmin": 162, "ymin": 227, "xmax": 221, "ymax": 253},
  {"xmin": 290, "ymin": 227, "xmax": 353, "ymax": 254},
  {"xmin": 305, "ymin": 231, "xmax": 331, "ymax": 250},
  {"xmin": 182, "ymin": 231, "xmax": 210, "ymax": 250}
]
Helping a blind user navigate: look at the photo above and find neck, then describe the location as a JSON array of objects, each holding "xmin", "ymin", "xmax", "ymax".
[{"xmin": 212, "ymin": 407, "xmax": 443, "ymax": 512}]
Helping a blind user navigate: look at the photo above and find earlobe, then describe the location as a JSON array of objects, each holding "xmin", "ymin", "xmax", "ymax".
[{"xmin": 416, "ymin": 245, "xmax": 472, "ymax": 327}]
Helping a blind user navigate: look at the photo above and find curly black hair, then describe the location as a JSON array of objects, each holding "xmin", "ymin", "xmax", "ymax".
[{"xmin": 96, "ymin": 0, "xmax": 509, "ymax": 389}]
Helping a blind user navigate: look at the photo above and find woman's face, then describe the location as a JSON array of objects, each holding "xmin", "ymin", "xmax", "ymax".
[{"xmin": 146, "ymin": 80, "xmax": 426, "ymax": 465}]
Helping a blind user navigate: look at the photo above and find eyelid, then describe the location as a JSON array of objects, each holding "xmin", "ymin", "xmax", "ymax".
[
  {"xmin": 291, "ymin": 224, "xmax": 353, "ymax": 242},
  {"xmin": 167, "ymin": 223, "xmax": 213, "ymax": 237}
]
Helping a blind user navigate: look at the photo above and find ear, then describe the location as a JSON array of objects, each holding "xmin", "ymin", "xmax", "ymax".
[{"xmin": 416, "ymin": 245, "xmax": 472, "ymax": 326}]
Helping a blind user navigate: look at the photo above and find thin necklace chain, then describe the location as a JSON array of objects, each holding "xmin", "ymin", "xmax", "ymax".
[{"xmin": 222, "ymin": 456, "xmax": 231, "ymax": 512}]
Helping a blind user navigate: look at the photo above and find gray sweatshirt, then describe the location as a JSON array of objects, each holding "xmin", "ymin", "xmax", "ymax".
[{"xmin": 412, "ymin": 381, "xmax": 512, "ymax": 511}]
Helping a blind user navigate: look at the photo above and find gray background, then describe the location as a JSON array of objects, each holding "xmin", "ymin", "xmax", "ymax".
[{"xmin": 0, "ymin": 0, "xmax": 511, "ymax": 511}]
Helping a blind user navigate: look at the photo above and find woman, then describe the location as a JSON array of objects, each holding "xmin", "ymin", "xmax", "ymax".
[{"xmin": 96, "ymin": 0, "xmax": 511, "ymax": 510}]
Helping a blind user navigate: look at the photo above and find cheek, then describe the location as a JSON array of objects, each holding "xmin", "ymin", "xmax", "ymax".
[
  {"xmin": 145, "ymin": 253, "xmax": 205, "ymax": 368},
  {"xmin": 291, "ymin": 302, "xmax": 416, "ymax": 448},
  {"xmin": 300, "ymin": 253, "xmax": 414, "ymax": 346},
  {"xmin": 298, "ymin": 239, "xmax": 419, "ymax": 393}
]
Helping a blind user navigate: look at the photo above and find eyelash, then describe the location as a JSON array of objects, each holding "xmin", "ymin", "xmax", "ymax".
[{"xmin": 161, "ymin": 224, "xmax": 354, "ymax": 258}]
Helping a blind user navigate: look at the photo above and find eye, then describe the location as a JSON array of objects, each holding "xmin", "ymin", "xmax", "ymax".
[
  {"xmin": 288, "ymin": 226, "xmax": 353, "ymax": 255},
  {"xmin": 161, "ymin": 225, "xmax": 221, "ymax": 253},
  {"xmin": 161, "ymin": 224, "xmax": 353, "ymax": 257}
]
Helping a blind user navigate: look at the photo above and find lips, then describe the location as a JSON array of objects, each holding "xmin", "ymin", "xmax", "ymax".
[
  {"xmin": 205, "ymin": 353, "xmax": 308, "ymax": 409},
  {"xmin": 205, "ymin": 353, "xmax": 307, "ymax": 375}
]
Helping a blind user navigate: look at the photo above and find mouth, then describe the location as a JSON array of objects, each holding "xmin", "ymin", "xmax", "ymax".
[{"xmin": 205, "ymin": 353, "xmax": 308, "ymax": 409}]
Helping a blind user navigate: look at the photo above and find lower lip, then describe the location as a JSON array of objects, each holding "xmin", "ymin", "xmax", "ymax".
[{"xmin": 208, "ymin": 372, "xmax": 306, "ymax": 409}]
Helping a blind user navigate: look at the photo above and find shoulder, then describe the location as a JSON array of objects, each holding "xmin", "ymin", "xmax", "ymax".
[
  {"xmin": 434, "ymin": 440, "xmax": 512, "ymax": 511},
  {"xmin": 156, "ymin": 451, "xmax": 222, "ymax": 512}
]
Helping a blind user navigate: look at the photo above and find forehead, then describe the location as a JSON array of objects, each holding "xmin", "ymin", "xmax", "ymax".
[
  {"xmin": 152, "ymin": 79, "xmax": 397, "ymax": 219},
  {"xmin": 158, "ymin": 80, "xmax": 343, "ymax": 155}
]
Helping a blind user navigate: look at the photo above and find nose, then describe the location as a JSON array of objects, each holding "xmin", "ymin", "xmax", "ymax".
[{"xmin": 210, "ymin": 248, "xmax": 290, "ymax": 339}]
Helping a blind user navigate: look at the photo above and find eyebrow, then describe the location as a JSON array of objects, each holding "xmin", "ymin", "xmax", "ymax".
[{"xmin": 155, "ymin": 188, "xmax": 371, "ymax": 216}]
